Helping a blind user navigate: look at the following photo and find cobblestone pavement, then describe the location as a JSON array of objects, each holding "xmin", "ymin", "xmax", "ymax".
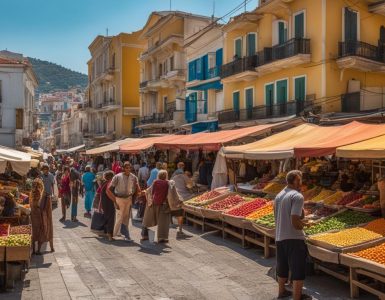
[{"xmin": 1, "ymin": 198, "xmax": 375, "ymax": 300}]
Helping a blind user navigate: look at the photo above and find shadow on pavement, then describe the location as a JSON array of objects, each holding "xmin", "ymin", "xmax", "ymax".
[{"xmin": 61, "ymin": 220, "xmax": 87, "ymax": 228}]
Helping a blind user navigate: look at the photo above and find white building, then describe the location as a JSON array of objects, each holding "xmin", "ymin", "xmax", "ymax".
[{"xmin": 0, "ymin": 51, "xmax": 38, "ymax": 148}]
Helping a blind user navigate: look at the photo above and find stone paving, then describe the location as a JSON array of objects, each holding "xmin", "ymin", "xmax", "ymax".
[{"xmin": 1, "ymin": 199, "xmax": 375, "ymax": 300}]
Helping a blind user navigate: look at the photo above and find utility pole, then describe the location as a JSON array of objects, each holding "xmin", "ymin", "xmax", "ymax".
[
  {"xmin": 169, "ymin": 0, "xmax": 172, "ymax": 11},
  {"xmin": 106, "ymin": 28, "xmax": 109, "ymax": 36},
  {"xmin": 244, "ymin": 0, "xmax": 247, "ymax": 12}
]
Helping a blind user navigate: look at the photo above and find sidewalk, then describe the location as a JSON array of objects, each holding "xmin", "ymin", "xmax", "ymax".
[{"xmin": 1, "ymin": 199, "xmax": 374, "ymax": 300}]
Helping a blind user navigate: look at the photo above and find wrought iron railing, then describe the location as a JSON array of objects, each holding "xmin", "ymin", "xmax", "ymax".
[
  {"xmin": 338, "ymin": 41, "xmax": 384, "ymax": 62},
  {"xmin": 220, "ymin": 54, "xmax": 258, "ymax": 78},
  {"xmin": 207, "ymin": 66, "xmax": 220, "ymax": 79}
]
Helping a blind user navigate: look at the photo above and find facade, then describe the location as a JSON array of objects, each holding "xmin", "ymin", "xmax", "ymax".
[
  {"xmin": 138, "ymin": 11, "xmax": 213, "ymax": 134},
  {"xmin": 60, "ymin": 103, "xmax": 88, "ymax": 148},
  {"xmin": 86, "ymin": 32, "xmax": 144, "ymax": 146},
  {"xmin": 185, "ymin": 24, "xmax": 223, "ymax": 132},
  {"xmin": 0, "ymin": 51, "xmax": 38, "ymax": 148},
  {"xmin": 219, "ymin": 0, "xmax": 385, "ymax": 125}
]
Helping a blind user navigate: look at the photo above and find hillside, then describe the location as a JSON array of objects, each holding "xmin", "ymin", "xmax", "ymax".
[{"xmin": 28, "ymin": 57, "xmax": 88, "ymax": 94}]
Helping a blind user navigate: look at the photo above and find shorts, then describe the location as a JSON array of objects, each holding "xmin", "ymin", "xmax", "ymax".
[
  {"xmin": 170, "ymin": 209, "xmax": 184, "ymax": 217},
  {"xmin": 276, "ymin": 239, "xmax": 307, "ymax": 281}
]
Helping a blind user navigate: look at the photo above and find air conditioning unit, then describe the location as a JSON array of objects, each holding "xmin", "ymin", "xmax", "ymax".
[{"xmin": 123, "ymin": 107, "xmax": 140, "ymax": 116}]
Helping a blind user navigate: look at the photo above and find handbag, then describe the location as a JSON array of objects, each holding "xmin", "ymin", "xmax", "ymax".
[{"xmin": 90, "ymin": 188, "xmax": 105, "ymax": 231}]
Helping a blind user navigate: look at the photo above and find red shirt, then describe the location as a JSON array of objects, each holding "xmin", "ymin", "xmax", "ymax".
[
  {"xmin": 60, "ymin": 175, "xmax": 71, "ymax": 194},
  {"xmin": 152, "ymin": 179, "xmax": 169, "ymax": 205}
]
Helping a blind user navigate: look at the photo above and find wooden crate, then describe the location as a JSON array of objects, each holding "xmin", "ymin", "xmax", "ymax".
[
  {"xmin": 307, "ymin": 243, "xmax": 340, "ymax": 264},
  {"xmin": 313, "ymin": 260, "xmax": 350, "ymax": 283},
  {"xmin": 6, "ymin": 245, "xmax": 31, "ymax": 262},
  {"xmin": 0, "ymin": 246, "xmax": 5, "ymax": 262},
  {"xmin": 182, "ymin": 205, "xmax": 203, "ymax": 218},
  {"xmin": 222, "ymin": 214, "xmax": 246, "ymax": 228},
  {"xmin": 349, "ymin": 267, "xmax": 385, "ymax": 299},
  {"xmin": 244, "ymin": 230, "xmax": 276, "ymax": 259}
]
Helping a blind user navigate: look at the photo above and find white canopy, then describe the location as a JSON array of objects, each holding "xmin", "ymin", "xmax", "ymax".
[{"xmin": 0, "ymin": 146, "xmax": 31, "ymax": 175}]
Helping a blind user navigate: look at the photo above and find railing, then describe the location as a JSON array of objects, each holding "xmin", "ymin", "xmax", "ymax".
[
  {"xmin": 338, "ymin": 41, "xmax": 384, "ymax": 62},
  {"xmin": 220, "ymin": 54, "xmax": 258, "ymax": 78},
  {"xmin": 207, "ymin": 66, "xmax": 220, "ymax": 79},
  {"xmin": 216, "ymin": 101, "xmax": 313, "ymax": 124},
  {"xmin": 102, "ymin": 99, "xmax": 120, "ymax": 107},
  {"xmin": 140, "ymin": 81, "xmax": 148, "ymax": 88},
  {"xmin": 140, "ymin": 113, "xmax": 165, "ymax": 124}
]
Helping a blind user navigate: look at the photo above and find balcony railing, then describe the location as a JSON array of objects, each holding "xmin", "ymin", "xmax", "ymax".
[
  {"xmin": 140, "ymin": 81, "xmax": 148, "ymax": 88},
  {"xmin": 220, "ymin": 55, "xmax": 258, "ymax": 78},
  {"xmin": 258, "ymin": 38, "xmax": 311, "ymax": 65},
  {"xmin": 207, "ymin": 66, "xmax": 220, "ymax": 79},
  {"xmin": 216, "ymin": 101, "xmax": 313, "ymax": 124},
  {"xmin": 338, "ymin": 41, "xmax": 384, "ymax": 62},
  {"xmin": 102, "ymin": 99, "xmax": 120, "ymax": 107},
  {"xmin": 140, "ymin": 113, "xmax": 165, "ymax": 124}
]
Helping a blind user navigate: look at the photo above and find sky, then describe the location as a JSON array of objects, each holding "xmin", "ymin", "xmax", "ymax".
[{"xmin": 0, "ymin": 0, "xmax": 258, "ymax": 74}]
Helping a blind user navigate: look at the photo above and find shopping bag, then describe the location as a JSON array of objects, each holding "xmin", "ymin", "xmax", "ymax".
[{"xmin": 142, "ymin": 204, "xmax": 158, "ymax": 228}]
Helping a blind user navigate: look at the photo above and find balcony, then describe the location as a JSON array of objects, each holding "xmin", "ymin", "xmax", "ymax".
[
  {"xmin": 162, "ymin": 69, "xmax": 185, "ymax": 82},
  {"xmin": 216, "ymin": 101, "xmax": 312, "ymax": 124},
  {"xmin": 140, "ymin": 81, "xmax": 148, "ymax": 89},
  {"xmin": 140, "ymin": 113, "xmax": 165, "ymax": 124},
  {"xmin": 337, "ymin": 41, "xmax": 385, "ymax": 72},
  {"xmin": 369, "ymin": 1, "xmax": 385, "ymax": 16},
  {"xmin": 256, "ymin": 38, "xmax": 311, "ymax": 76},
  {"xmin": 220, "ymin": 55, "xmax": 258, "ymax": 82}
]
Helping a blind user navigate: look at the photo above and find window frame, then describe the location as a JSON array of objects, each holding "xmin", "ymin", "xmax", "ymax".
[
  {"xmin": 264, "ymin": 82, "xmax": 275, "ymax": 106},
  {"xmin": 244, "ymin": 86, "xmax": 255, "ymax": 109},
  {"xmin": 274, "ymin": 78, "xmax": 289, "ymax": 104},
  {"xmin": 342, "ymin": 7, "xmax": 360, "ymax": 42},
  {"xmin": 293, "ymin": 10, "xmax": 306, "ymax": 38},
  {"xmin": 234, "ymin": 37, "xmax": 243, "ymax": 58},
  {"xmin": 293, "ymin": 75, "xmax": 307, "ymax": 102}
]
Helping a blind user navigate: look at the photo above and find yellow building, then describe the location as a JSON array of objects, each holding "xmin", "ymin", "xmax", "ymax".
[
  {"xmin": 86, "ymin": 31, "xmax": 144, "ymax": 146},
  {"xmin": 138, "ymin": 11, "xmax": 213, "ymax": 134},
  {"xmin": 220, "ymin": 0, "xmax": 385, "ymax": 125}
]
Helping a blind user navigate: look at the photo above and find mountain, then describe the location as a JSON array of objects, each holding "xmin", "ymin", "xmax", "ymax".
[{"xmin": 28, "ymin": 57, "xmax": 88, "ymax": 94}]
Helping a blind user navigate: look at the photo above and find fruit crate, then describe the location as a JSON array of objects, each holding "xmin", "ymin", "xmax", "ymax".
[
  {"xmin": 252, "ymin": 223, "xmax": 276, "ymax": 239},
  {"xmin": 0, "ymin": 224, "xmax": 10, "ymax": 237},
  {"xmin": 6, "ymin": 245, "xmax": 31, "ymax": 262},
  {"xmin": 222, "ymin": 214, "xmax": 246, "ymax": 228},
  {"xmin": 346, "ymin": 198, "xmax": 381, "ymax": 213},
  {"xmin": 182, "ymin": 204, "xmax": 203, "ymax": 218},
  {"xmin": 0, "ymin": 246, "xmax": 5, "ymax": 262}
]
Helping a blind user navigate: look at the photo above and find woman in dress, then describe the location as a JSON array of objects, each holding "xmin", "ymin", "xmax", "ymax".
[
  {"xmin": 99, "ymin": 171, "xmax": 117, "ymax": 241},
  {"xmin": 30, "ymin": 168, "xmax": 44, "ymax": 254},
  {"xmin": 59, "ymin": 167, "xmax": 71, "ymax": 222}
]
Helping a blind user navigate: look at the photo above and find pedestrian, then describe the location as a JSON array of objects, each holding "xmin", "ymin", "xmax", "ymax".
[
  {"xmin": 171, "ymin": 161, "xmax": 185, "ymax": 178},
  {"xmin": 274, "ymin": 170, "xmax": 312, "ymax": 300},
  {"xmin": 99, "ymin": 170, "xmax": 117, "ymax": 241},
  {"xmin": 82, "ymin": 166, "xmax": 96, "ymax": 218},
  {"xmin": 70, "ymin": 163, "xmax": 81, "ymax": 222},
  {"xmin": 59, "ymin": 167, "xmax": 71, "ymax": 221},
  {"xmin": 144, "ymin": 170, "xmax": 171, "ymax": 243},
  {"xmin": 138, "ymin": 162, "xmax": 150, "ymax": 186},
  {"xmin": 147, "ymin": 162, "xmax": 162, "ymax": 187},
  {"xmin": 106, "ymin": 161, "xmax": 139, "ymax": 241},
  {"xmin": 30, "ymin": 168, "xmax": 45, "ymax": 254},
  {"xmin": 112, "ymin": 157, "xmax": 122, "ymax": 174},
  {"xmin": 55, "ymin": 164, "xmax": 63, "ymax": 196}
]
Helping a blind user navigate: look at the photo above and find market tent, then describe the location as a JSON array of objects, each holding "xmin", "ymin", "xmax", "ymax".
[
  {"xmin": 294, "ymin": 121, "xmax": 385, "ymax": 157},
  {"xmin": 154, "ymin": 123, "xmax": 283, "ymax": 151},
  {"xmin": 0, "ymin": 146, "xmax": 31, "ymax": 175},
  {"xmin": 119, "ymin": 135, "xmax": 177, "ymax": 153},
  {"xmin": 56, "ymin": 144, "xmax": 85, "ymax": 154},
  {"xmin": 223, "ymin": 123, "xmax": 347, "ymax": 160},
  {"xmin": 336, "ymin": 135, "xmax": 385, "ymax": 159},
  {"xmin": 86, "ymin": 138, "xmax": 139, "ymax": 155}
]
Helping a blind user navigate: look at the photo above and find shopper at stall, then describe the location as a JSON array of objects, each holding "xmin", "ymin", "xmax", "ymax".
[
  {"xmin": 70, "ymin": 164, "xmax": 81, "ymax": 222},
  {"xmin": 274, "ymin": 170, "xmax": 311, "ymax": 300},
  {"xmin": 82, "ymin": 166, "xmax": 96, "ymax": 218},
  {"xmin": 99, "ymin": 170, "xmax": 116, "ymax": 241},
  {"xmin": 147, "ymin": 162, "xmax": 162, "ymax": 187},
  {"xmin": 138, "ymin": 162, "xmax": 150, "ymax": 187},
  {"xmin": 30, "ymin": 168, "xmax": 45, "ymax": 254},
  {"xmin": 107, "ymin": 161, "xmax": 139, "ymax": 241},
  {"xmin": 171, "ymin": 162, "xmax": 185, "ymax": 178},
  {"xmin": 59, "ymin": 167, "xmax": 71, "ymax": 222}
]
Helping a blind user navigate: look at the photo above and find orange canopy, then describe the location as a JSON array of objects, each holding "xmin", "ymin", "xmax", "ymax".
[
  {"xmin": 155, "ymin": 123, "xmax": 283, "ymax": 151},
  {"xmin": 294, "ymin": 121, "xmax": 385, "ymax": 157},
  {"xmin": 119, "ymin": 135, "xmax": 176, "ymax": 153}
]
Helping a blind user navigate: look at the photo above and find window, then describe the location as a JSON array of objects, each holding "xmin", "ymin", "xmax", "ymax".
[
  {"xmin": 234, "ymin": 38, "xmax": 243, "ymax": 59},
  {"xmin": 245, "ymin": 88, "xmax": 254, "ymax": 119},
  {"xmin": 16, "ymin": 109, "xmax": 24, "ymax": 129},
  {"xmin": 208, "ymin": 52, "xmax": 216, "ymax": 69},
  {"xmin": 343, "ymin": 7, "xmax": 358, "ymax": 42},
  {"xmin": 246, "ymin": 33, "xmax": 257, "ymax": 56},
  {"xmin": 216, "ymin": 48, "xmax": 223, "ymax": 66},
  {"xmin": 275, "ymin": 79, "xmax": 288, "ymax": 104},
  {"xmin": 188, "ymin": 60, "xmax": 197, "ymax": 81},
  {"xmin": 170, "ymin": 56, "xmax": 174, "ymax": 71},
  {"xmin": 294, "ymin": 76, "xmax": 306, "ymax": 101},
  {"xmin": 111, "ymin": 53, "xmax": 116, "ymax": 69},
  {"xmin": 233, "ymin": 91, "xmax": 240, "ymax": 111},
  {"xmin": 265, "ymin": 83, "xmax": 274, "ymax": 110},
  {"xmin": 273, "ymin": 20, "xmax": 288, "ymax": 45},
  {"xmin": 294, "ymin": 11, "xmax": 305, "ymax": 38}
]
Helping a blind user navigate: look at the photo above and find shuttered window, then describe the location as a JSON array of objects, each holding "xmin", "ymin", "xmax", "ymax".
[
  {"xmin": 265, "ymin": 83, "xmax": 274, "ymax": 106},
  {"xmin": 234, "ymin": 38, "xmax": 242, "ymax": 58},
  {"xmin": 276, "ymin": 79, "xmax": 288, "ymax": 104},
  {"xmin": 188, "ymin": 60, "xmax": 197, "ymax": 81},
  {"xmin": 344, "ymin": 7, "xmax": 358, "ymax": 42},
  {"xmin": 294, "ymin": 77, "xmax": 306, "ymax": 101},
  {"xmin": 294, "ymin": 12, "xmax": 304, "ymax": 38},
  {"xmin": 246, "ymin": 33, "xmax": 256, "ymax": 56},
  {"xmin": 278, "ymin": 21, "xmax": 287, "ymax": 45},
  {"xmin": 201, "ymin": 55, "xmax": 209, "ymax": 80},
  {"xmin": 233, "ymin": 91, "xmax": 240, "ymax": 111},
  {"xmin": 216, "ymin": 48, "xmax": 223, "ymax": 66}
]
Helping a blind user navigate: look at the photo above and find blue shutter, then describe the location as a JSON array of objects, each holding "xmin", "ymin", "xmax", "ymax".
[
  {"xmin": 204, "ymin": 90, "xmax": 208, "ymax": 114},
  {"xmin": 202, "ymin": 55, "xmax": 209, "ymax": 80},
  {"xmin": 188, "ymin": 61, "xmax": 196, "ymax": 81},
  {"xmin": 215, "ymin": 48, "xmax": 223, "ymax": 66}
]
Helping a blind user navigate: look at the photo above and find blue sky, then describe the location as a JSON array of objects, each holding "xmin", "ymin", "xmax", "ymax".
[{"xmin": 0, "ymin": 0, "xmax": 258, "ymax": 74}]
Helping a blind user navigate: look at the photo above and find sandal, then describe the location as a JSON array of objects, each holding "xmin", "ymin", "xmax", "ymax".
[{"xmin": 278, "ymin": 290, "xmax": 292, "ymax": 299}]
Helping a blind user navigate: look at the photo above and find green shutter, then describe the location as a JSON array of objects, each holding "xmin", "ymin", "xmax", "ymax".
[
  {"xmin": 235, "ymin": 39, "xmax": 242, "ymax": 58},
  {"xmin": 265, "ymin": 84, "xmax": 274, "ymax": 106},
  {"xmin": 294, "ymin": 13, "xmax": 304, "ymax": 38},
  {"xmin": 233, "ymin": 91, "xmax": 240, "ymax": 111},
  {"xmin": 294, "ymin": 77, "xmax": 306, "ymax": 101},
  {"xmin": 278, "ymin": 22, "xmax": 287, "ymax": 44},
  {"xmin": 276, "ymin": 80, "xmax": 288, "ymax": 104},
  {"xmin": 345, "ymin": 8, "xmax": 357, "ymax": 42},
  {"xmin": 245, "ymin": 88, "xmax": 253, "ymax": 119},
  {"xmin": 247, "ymin": 34, "xmax": 256, "ymax": 56}
]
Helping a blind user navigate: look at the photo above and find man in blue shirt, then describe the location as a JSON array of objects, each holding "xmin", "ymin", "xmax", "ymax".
[
  {"xmin": 82, "ymin": 166, "xmax": 96, "ymax": 217},
  {"xmin": 147, "ymin": 162, "xmax": 162, "ymax": 187}
]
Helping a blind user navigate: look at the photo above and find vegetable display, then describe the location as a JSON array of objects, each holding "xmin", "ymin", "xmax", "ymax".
[
  {"xmin": 262, "ymin": 182, "xmax": 285, "ymax": 194},
  {"xmin": 308, "ymin": 189, "xmax": 334, "ymax": 203},
  {"xmin": 246, "ymin": 203, "xmax": 274, "ymax": 220},
  {"xmin": 336, "ymin": 192, "xmax": 363, "ymax": 206},
  {"xmin": 323, "ymin": 191, "xmax": 344, "ymax": 205},
  {"xmin": 348, "ymin": 242, "xmax": 385, "ymax": 265},
  {"xmin": 0, "ymin": 224, "xmax": 9, "ymax": 237},
  {"xmin": 185, "ymin": 191, "xmax": 222, "ymax": 206},
  {"xmin": 305, "ymin": 211, "xmax": 376, "ymax": 235},
  {"xmin": 226, "ymin": 198, "xmax": 268, "ymax": 217},
  {"xmin": 255, "ymin": 213, "xmax": 275, "ymax": 228},
  {"xmin": 363, "ymin": 218, "xmax": 385, "ymax": 235},
  {"xmin": 0, "ymin": 234, "xmax": 31, "ymax": 246},
  {"xmin": 207, "ymin": 195, "xmax": 245, "ymax": 211},
  {"xmin": 349, "ymin": 195, "xmax": 380, "ymax": 210},
  {"xmin": 10, "ymin": 225, "xmax": 32, "ymax": 235}
]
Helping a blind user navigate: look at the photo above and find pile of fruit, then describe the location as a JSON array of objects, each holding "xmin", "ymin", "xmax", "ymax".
[
  {"xmin": 226, "ymin": 198, "xmax": 268, "ymax": 217},
  {"xmin": 348, "ymin": 242, "xmax": 385, "ymax": 265},
  {"xmin": 363, "ymin": 218, "xmax": 385, "ymax": 236},
  {"xmin": 255, "ymin": 213, "xmax": 275, "ymax": 228},
  {"xmin": 310, "ymin": 227, "xmax": 382, "ymax": 247},
  {"xmin": 304, "ymin": 203, "xmax": 318, "ymax": 216},
  {"xmin": 253, "ymin": 182, "xmax": 268, "ymax": 190},
  {"xmin": 303, "ymin": 187, "xmax": 322, "ymax": 201},
  {"xmin": 10, "ymin": 225, "xmax": 32, "ymax": 235},
  {"xmin": 323, "ymin": 191, "xmax": 344, "ymax": 205},
  {"xmin": 0, "ymin": 234, "xmax": 31, "ymax": 246},
  {"xmin": 207, "ymin": 195, "xmax": 245, "ymax": 211},
  {"xmin": 336, "ymin": 192, "xmax": 363, "ymax": 206},
  {"xmin": 308, "ymin": 189, "xmax": 335, "ymax": 203},
  {"xmin": 185, "ymin": 191, "xmax": 222, "ymax": 206},
  {"xmin": 262, "ymin": 182, "xmax": 285, "ymax": 194},
  {"xmin": 305, "ymin": 210, "xmax": 376, "ymax": 235},
  {"xmin": 246, "ymin": 203, "xmax": 274, "ymax": 220},
  {"xmin": 349, "ymin": 195, "xmax": 380, "ymax": 210},
  {"xmin": 0, "ymin": 224, "xmax": 9, "ymax": 237},
  {"xmin": 306, "ymin": 206, "xmax": 338, "ymax": 221}
]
